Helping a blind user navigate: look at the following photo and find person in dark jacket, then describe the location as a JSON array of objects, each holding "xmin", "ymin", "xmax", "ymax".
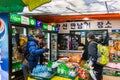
[
  {"xmin": 22, "ymin": 33, "xmax": 47, "ymax": 80},
  {"xmin": 87, "ymin": 32, "xmax": 103, "ymax": 80}
]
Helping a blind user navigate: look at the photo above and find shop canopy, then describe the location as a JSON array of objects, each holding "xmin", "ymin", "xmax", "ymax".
[
  {"xmin": 0, "ymin": 0, "xmax": 120, "ymax": 15},
  {"xmin": 21, "ymin": 0, "xmax": 120, "ymax": 15}
]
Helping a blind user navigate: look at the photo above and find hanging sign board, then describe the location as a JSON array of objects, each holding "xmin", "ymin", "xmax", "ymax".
[
  {"xmin": 48, "ymin": 25, "xmax": 52, "ymax": 31},
  {"xmin": 29, "ymin": 18, "xmax": 36, "ymax": 26},
  {"xmin": 42, "ymin": 23, "xmax": 48, "ymax": 30},
  {"xmin": 52, "ymin": 26, "xmax": 55, "ymax": 31},
  {"xmin": 10, "ymin": 13, "xmax": 37, "ymax": 27},
  {"xmin": 21, "ymin": 16, "xmax": 29, "ymax": 25},
  {"xmin": 36, "ymin": 20, "xmax": 42, "ymax": 27},
  {"xmin": 10, "ymin": 13, "xmax": 21, "ymax": 24}
]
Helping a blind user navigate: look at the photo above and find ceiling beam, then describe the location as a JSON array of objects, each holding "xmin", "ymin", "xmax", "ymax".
[{"xmin": 33, "ymin": 13, "xmax": 120, "ymax": 23}]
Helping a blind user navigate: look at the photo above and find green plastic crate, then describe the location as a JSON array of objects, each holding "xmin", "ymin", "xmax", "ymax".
[
  {"xmin": 30, "ymin": 71, "xmax": 56, "ymax": 80},
  {"xmin": 56, "ymin": 72, "xmax": 78, "ymax": 80}
]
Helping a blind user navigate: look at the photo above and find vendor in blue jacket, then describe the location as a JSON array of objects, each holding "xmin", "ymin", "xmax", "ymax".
[{"xmin": 22, "ymin": 33, "xmax": 47, "ymax": 80}]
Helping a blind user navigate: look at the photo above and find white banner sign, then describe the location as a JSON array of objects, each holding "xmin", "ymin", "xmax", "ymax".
[{"xmin": 57, "ymin": 20, "xmax": 120, "ymax": 33}]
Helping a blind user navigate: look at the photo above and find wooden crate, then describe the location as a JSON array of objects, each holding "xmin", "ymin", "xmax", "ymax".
[{"xmin": 103, "ymin": 75, "xmax": 120, "ymax": 80}]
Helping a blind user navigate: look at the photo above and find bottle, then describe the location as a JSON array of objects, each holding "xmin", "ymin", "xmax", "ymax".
[{"xmin": 12, "ymin": 27, "xmax": 17, "ymax": 36}]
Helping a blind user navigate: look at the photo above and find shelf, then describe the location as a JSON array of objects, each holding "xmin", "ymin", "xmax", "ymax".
[
  {"xmin": 12, "ymin": 61, "xmax": 22, "ymax": 64},
  {"xmin": 111, "ymin": 60, "xmax": 120, "ymax": 63},
  {"xmin": 51, "ymin": 50, "xmax": 57, "ymax": 51},
  {"xmin": 58, "ymin": 50, "xmax": 84, "ymax": 53},
  {"xmin": 103, "ymin": 67, "xmax": 120, "ymax": 71},
  {"xmin": 112, "ymin": 38, "xmax": 120, "ymax": 40},
  {"xmin": 11, "ymin": 69, "xmax": 24, "ymax": 80},
  {"xmin": 12, "ymin": 68, "xmax": 22, "ymax": 73}
]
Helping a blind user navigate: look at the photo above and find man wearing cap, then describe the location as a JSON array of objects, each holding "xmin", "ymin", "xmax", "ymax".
[
  {"xmin": 87, "ymin": 32, "xmax": 103, "ymax": 80},
  {"xmin": 22, "ymin": 33, "xmax": 48, "ymax": 80}
]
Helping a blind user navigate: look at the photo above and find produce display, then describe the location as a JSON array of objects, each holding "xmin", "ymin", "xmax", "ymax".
[
  {"xmin": 109, "ymin": 33, "xmax": 120, "ymax": 61},
  {"xmin": 102, "ymin": 32, "xmax": 120, "ymax": 78}
]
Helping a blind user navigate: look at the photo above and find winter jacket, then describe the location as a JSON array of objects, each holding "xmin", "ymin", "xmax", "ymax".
[
  {"xmin": 25, "ymin": 34, "xmax": 45, "ymax": 69},
  {"xmin": 88, "ymin": 40, "xmax": 103, "ymax": 71}
]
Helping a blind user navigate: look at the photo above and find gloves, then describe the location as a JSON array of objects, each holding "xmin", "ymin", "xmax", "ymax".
[{"xmin": 44, "ymin": 48, "xmax": 49, "ymax": 52}]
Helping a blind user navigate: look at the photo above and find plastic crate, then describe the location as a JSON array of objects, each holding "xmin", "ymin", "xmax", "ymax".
[
  {"xmin": 103, "ymin": 75, "xmax": 120, "ymax": 80},
  {"xmin": 55, "ymin": 72, "xmax": 78, "ymax": 80},
  {"xmin": 29, "ymin": 71, "xmax": 56, "ymax": 80},
  {"xmin": 51, "ymin": 76, "xmax": 79, "ymax": 80}
]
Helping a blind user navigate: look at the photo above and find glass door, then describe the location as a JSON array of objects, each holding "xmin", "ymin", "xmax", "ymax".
[
  {"xmin": 12, "ymin": 26, "xmax": 27, "ymax": 72},
  {"xmin": 51, "ymin": 33, "xmax": 58, "ymax": 61},
  {"xmin": 44, "ymin": 32, "xmax": 50, "ymax": 63}
]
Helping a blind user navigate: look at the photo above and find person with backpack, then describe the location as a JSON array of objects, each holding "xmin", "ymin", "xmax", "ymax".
[
  {"xmin": 87, "ymin": 32, "xmax": 103, "ymax": 80},
  {"xmin": 22, "ymin": 33, "xmax": 48, "ymax": 80}
]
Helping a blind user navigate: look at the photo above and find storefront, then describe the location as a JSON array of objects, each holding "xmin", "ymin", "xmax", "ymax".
[{"xmin": 1, "ymin": 1, "xmax": 120, "ymax": 79}]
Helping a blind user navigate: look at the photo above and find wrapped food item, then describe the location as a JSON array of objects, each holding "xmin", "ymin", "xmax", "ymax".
[
  {"xmin": 68, "ymin": 53, "xmax": 81, "ymax": 63},
  {"xmin": 110, "ymin": 46, "xmax": 117, "ymax": 54},
  {"xmin": 118, "ymin": 41, "xmax": 120, "ymax": 51}
]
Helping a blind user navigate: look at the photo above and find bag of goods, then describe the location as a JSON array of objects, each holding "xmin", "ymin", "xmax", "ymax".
[
  {"xmin": 31, "ymin": 64, "xmax": 48, "ymax": 76},
  {"xmin": 57, "ymin": 63, "xmax": 69, "ymax": 76},
  {"xmin": 68, "ymin": 53, "xmax": 81, "ymax": 63}
]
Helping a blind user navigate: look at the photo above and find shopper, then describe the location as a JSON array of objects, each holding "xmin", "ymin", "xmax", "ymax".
[
  {"xmin": 87, "ymin": 32, "xmax": 103, "ymax": 80},
  {"xmin": 22, "ymin": 33, "xmax": 48, "ymax": 80}
]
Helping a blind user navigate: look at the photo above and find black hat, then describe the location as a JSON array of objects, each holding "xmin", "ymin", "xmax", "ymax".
[
  {"xmin": 87, "ymin": 32, "xmax": 95, "ymax": 39},
  {"xmin": 35, "ymin": 33, "xmax": 44, "ymax": 39}
]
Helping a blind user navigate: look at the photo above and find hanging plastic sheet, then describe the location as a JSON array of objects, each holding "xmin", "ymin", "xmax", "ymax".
[
  {"xmin": 0, "ymin": 0, "xmax": 25, "ymax": 12},
  {"xmin": 22, "ymin": 0, "xmax": 52, "ymax": 11}
]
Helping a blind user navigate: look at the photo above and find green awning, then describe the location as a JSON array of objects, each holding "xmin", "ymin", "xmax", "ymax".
[{"xmin": 0, "ymin": 0, "xmax": 25, "ymax": 12}]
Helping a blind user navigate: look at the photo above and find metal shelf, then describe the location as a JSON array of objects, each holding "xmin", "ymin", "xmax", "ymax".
[
  {"xmin": 104, "ymin": 67, "xmax": 120, "ymax": 71},
  {"xmin": 58, "ymin": 50, "xmax": 84, "ymax": 53}
]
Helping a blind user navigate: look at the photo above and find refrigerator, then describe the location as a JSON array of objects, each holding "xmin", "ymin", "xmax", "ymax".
[
  {"xmin": 42, "ymin": 23, "xmax": 58, "ymax": 63},
  {"xmin": 11, "ymin": 26, "xmax": 27, "ymax": 80}
]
